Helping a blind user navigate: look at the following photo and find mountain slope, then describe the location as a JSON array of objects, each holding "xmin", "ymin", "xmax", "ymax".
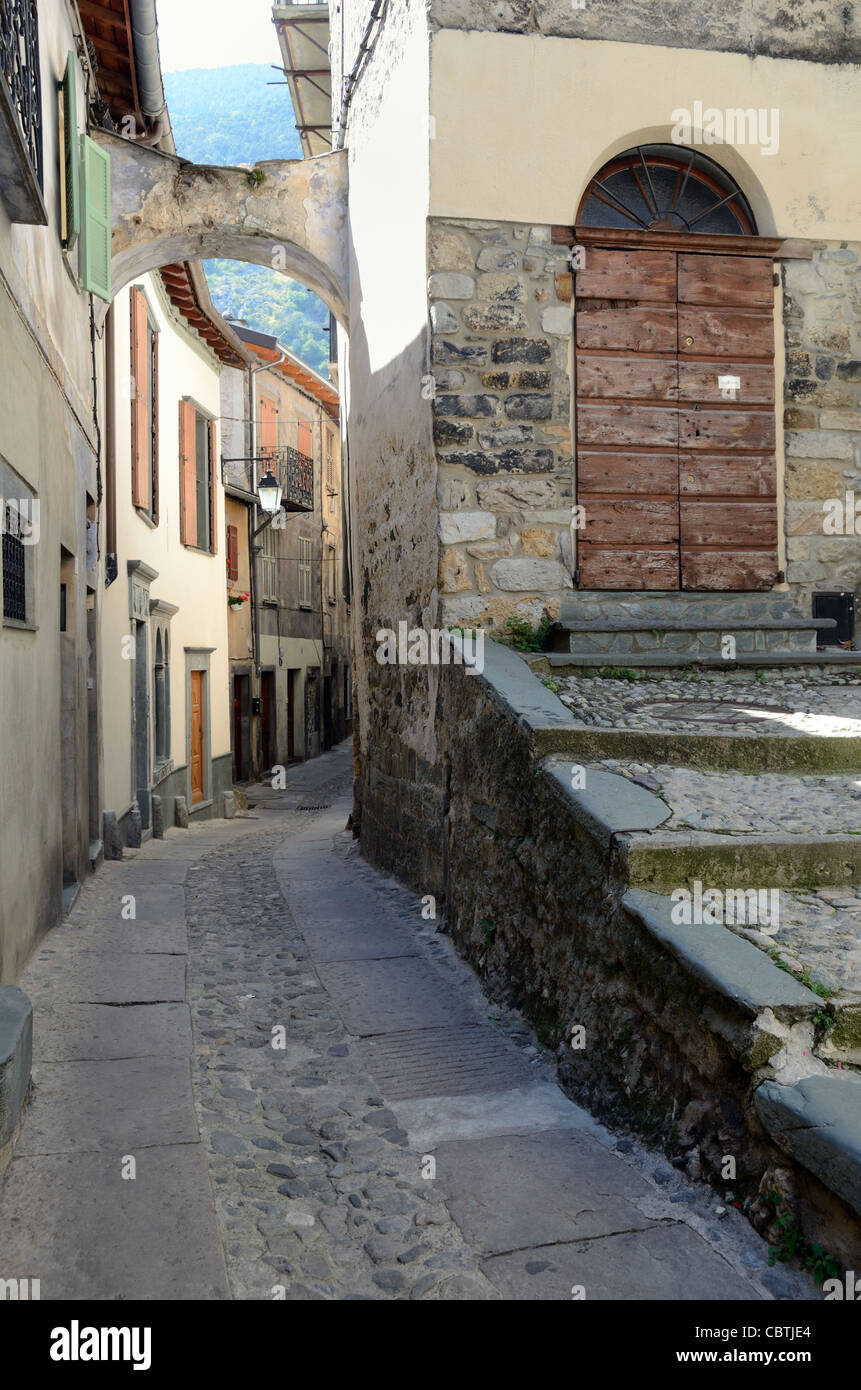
[{"xmin": 163, "ymin": 64, "xmax": 330, "ymax": 375}]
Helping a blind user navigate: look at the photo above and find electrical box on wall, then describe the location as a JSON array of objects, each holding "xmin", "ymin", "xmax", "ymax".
[
  {"xmin": 813, "ymin": 592, "xmax": 855, "ymax": 646},
  {"xmin": 251, "ymin": 697, "xmax": 262, "ymax": 715}
]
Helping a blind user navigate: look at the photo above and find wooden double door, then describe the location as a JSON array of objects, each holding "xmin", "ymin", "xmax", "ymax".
[{"xmin": 575, "ymin": 245, "xmax": 778, "ymax": 590}]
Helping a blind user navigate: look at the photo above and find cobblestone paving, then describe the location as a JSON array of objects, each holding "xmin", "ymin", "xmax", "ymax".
[
  {"xmin": 186, "ymin": 771, "xmax": 497, "ymax": 1301},
  {"xmin": 558, "ymin": 669, "xmax": 861, "ymax": 736},
  {"xmin": 730, "ymin": 886, "xmax": 861, "ymax": 1001},
  {"xmin": 183, "ymin": 757, "xmax": 812, "ymax": 1302},
  {"xmin": 594, "ymin": 761, "xmax": 861, "ymax": 836}
]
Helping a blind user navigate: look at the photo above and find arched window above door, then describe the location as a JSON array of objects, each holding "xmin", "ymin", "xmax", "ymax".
[{"xmin": 578, "ymin": 145, "xmax": 756, "ymax": 237}]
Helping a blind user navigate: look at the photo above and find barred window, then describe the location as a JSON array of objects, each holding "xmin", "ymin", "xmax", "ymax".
[
  {"xmin": 1, "ymin": 463, "xmax": 36, "ymax": 628},
  {"xmin": 2, "ymin": 512, "xmax": 26, "ymax": 622}
]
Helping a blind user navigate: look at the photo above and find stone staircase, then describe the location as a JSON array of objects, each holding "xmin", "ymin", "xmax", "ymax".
[{"xmin": 549, "ymin": 591, "xmax": 839, "ymax": 663}]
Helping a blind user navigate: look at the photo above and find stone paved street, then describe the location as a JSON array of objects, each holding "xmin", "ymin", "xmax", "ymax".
[
  {"xmin": 557, "ymin": 669, "xmax": 861, "ymax": 736},
  {"xmin": 0, "ymin": 743, "xmax": 815, "ymax": 1300}
]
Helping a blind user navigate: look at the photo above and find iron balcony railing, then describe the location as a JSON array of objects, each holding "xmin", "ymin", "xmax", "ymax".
[
  {"xmin": 0, "ymin": 0, "xmax": 43, "ymax": 193},
  {"xmin": 222, "ymin": 448, "xmax": 314, "ymax": 514}
]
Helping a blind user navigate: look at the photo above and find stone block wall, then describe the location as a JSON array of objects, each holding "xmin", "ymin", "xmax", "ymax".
[
  {"xmin": 429, "ymin": 218, "xmax": 575, "ymax": 632},
  {"xmin": 783, "ymin": 243, "xmax": 861, "ymax": 614}
]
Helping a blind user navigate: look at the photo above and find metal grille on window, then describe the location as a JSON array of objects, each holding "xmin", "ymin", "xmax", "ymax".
[
  {"xmin": 0, "ymin": 0, "xmax": 44, "ymax": 191},
  {"xmin": 2, "ymin": 505, "xmax": 26, "ymax": 622}
]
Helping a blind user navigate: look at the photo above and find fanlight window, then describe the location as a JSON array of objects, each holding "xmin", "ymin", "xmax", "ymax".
[{"xmin": 578, "ymin": 145, "xmax": 756, "ymax": 236}]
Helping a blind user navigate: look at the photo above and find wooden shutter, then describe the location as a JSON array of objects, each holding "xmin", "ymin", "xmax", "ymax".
[
  {"xmin": 179, "ymin": 400, "xmax": 197, "ymax": 547},
  {"xmin": 227, "ymin": 524, "xmax": 239, "ymax": 580},
  {"xmin": 297, "ymin": 420, "xmax": 312, "ymax": 458},
  {"xmin": 130, "ymin": 287, "xmax": 149, "ymax": 510},
  {"xmin": 79, "ymin": 135, "xmax": 111, "ymax": 302},
  {"xmin": 209, "ymin": 418, "xmax": 218, "ymax": 554},
  {"xmin": 677, "ymin": 252, "xmax": 777, "ymax": 590},
  {"xmin": 151, "ymin": 328, "xmax": 160, "ymax": 524},
  {"xmin": 60, "ymin": 53, "xmax": 80, "ymax": 250},
  {"xmin": 260, "ymin": 396, "xmax": 277, "ymax": 459}
]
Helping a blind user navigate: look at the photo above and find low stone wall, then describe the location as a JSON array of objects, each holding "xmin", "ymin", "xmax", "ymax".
[{"xmin": 356, "ymin": 641, "xmax": 861, "ymax": 1268}]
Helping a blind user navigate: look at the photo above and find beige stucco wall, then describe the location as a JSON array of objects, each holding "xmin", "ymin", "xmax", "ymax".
[
  {"xmin": 101, "ymin": 273, "xmax": 230, "ymax": 821},
  {"xmin": 0, "ymin": 3, "xmax": 98, "ymax": 980},
  {"xmin": 429, "ymin": 32, "xmax": 861, "ymax": 238}
]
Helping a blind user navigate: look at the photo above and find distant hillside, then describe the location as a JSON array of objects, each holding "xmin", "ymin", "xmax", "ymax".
[{"xmin": 163, "ymin": 64, "xmax": 330, "ymax": 376}]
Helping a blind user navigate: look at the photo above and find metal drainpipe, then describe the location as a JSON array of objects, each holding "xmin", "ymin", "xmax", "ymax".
[{"xmin": 127, "ymin": 0, "xmax": 170, "ymax": 146}]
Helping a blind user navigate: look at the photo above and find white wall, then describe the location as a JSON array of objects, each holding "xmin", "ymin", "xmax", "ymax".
[{"xmin": 101, "ymin": 274, "xmax": 230, "ymax": 819}]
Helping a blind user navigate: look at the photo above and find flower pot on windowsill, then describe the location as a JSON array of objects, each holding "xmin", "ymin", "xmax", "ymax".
[{"xmin": 228, "ymin": 592, "xmax": 249, "ymax": 609}]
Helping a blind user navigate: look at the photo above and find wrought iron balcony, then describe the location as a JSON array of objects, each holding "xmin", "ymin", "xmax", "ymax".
[
  {"xmin": 282, "ymin": 446, "xmax": 314, "ymax": 513},
  {"xmin": 0, "ymin": 0, "xmax": 46, "ymax": 224},
  {"xmin": 222, "ymin": 448, "xmax": 315, "ymax": 514}
]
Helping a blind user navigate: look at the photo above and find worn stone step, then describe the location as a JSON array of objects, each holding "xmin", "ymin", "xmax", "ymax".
[
  {"xmin": 534, "ymin": 650, "xmax": 861, "ymax": 670},
  {"xmin": 755, "ymin": 1075, "xmax": 861, "ymax": 1218},
  {"xmin": 550, "ymin": 620, "xmax": 829, "ymax": 657},
  {"xmin": 561, "ymin": 591, "xmax": 806, "ymax": 624}
]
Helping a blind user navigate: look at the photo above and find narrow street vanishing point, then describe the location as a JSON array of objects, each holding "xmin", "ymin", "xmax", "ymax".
[
  {"xmin": 0, "ymin": 0, "xmax": 860, "ymax": 1326},
  {"xmin": 0, "ymin": 746, "xmax": 812, "ymax": 1301}
]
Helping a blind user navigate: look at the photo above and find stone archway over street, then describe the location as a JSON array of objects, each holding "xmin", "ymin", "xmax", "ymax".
[{"xmin": 95, "ymin": 130, "xmax": 349, "ymax": 324}]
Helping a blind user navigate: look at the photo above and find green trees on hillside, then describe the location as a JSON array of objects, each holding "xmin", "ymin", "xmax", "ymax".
[{"xmin": 164, "ymin": 65, "xmax": 329, "ymax": 375}]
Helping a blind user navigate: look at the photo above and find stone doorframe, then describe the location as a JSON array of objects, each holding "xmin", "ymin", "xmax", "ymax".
[{"xmin": 127, "ymin": 560, "xmax": 158, "ymax": 829}]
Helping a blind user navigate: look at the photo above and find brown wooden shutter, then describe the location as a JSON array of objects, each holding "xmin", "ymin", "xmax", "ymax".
[
  {"xmin": 260, "ymin": 396, "xmax": 277, "ymax": 459},
  {"xmin": 209, "ymin": 418, "xmax": 218, "ymax": 554},
  {"xmin": 151, "ymin": 328, "xmax": 160, "ymax": 525},
  {"xmin": 179, "ymin": 400, "xmax": 197, "ymax": 547},
  {"xmin": 227, "ymin": 524, "xmax": 239, "ymax": 580},
  {"xmin": 297, "ymin": 420, "xmax": 312, "ymax": 458},
  {"xmin": 131, "ymin": 287, "xmax": 150, "ymax": 510}
]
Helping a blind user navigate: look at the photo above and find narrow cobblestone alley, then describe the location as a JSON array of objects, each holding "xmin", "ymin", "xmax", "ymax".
[{"xmin": 0, "ymin": 744, "xmax": 814, "ymax": 1301}]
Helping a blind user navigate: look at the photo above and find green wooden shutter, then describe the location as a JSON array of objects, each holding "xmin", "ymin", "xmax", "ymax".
[
  {"xmin": 61, "ymin": 53, "xmax": 80, "ymax": 250},
  {"xmin": 79, "ymin": 135, "xmax": 111, "ymax": 302}
]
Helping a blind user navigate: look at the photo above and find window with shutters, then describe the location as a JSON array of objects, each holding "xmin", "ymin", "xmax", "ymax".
[
  {"xmin": 325, "ymin": 430, "xmax": 334, "ymax": 490},
  {"xmin": 226, "ymin": 524, "xmax": 239, "ymax": 581},
  {"xmin": 261, "ymin": 523, "xmax": 277, "ymax": 603},
  {"xmin": 130, "ymin": 286, "xmax": 158, "ymax": 522},
  {"xmin": 297, "ymin": 419, "xmax": 313, "ymax": 461},
  {"xmin": 260, "ymin": 395, "xmax": 277, "ymax": 461},
  {"xmin": 79, "ymin": 134, "xmax": 111, "ymax": 301},
  {"xmin": 327, "ymin": 544, "xmax": 336, "ymax": 604},
  {"xmin": 59, "ymin": 51, "xmax": 80, "ymax": 251},
  {"xmin": 180, "ymin": 403, "xmax": 218, "ymax": 555},
  {"xmin": 298, "ymin": 535, "xmax": 312, "ymax": 608}
]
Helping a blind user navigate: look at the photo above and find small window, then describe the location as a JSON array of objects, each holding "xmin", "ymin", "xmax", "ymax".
[
  {"xmin": 1, "ymin": 465, "xmax": 37, "ymax": 628},
  {"xmin": 298, "ymin": 535, "xmax": 312, "ymax": 608}
]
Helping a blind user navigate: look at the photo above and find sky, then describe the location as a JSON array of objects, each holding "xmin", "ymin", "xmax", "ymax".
[{"xmin": 156, "ymin": 0, "xmax": 280, "ymax": 72}]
